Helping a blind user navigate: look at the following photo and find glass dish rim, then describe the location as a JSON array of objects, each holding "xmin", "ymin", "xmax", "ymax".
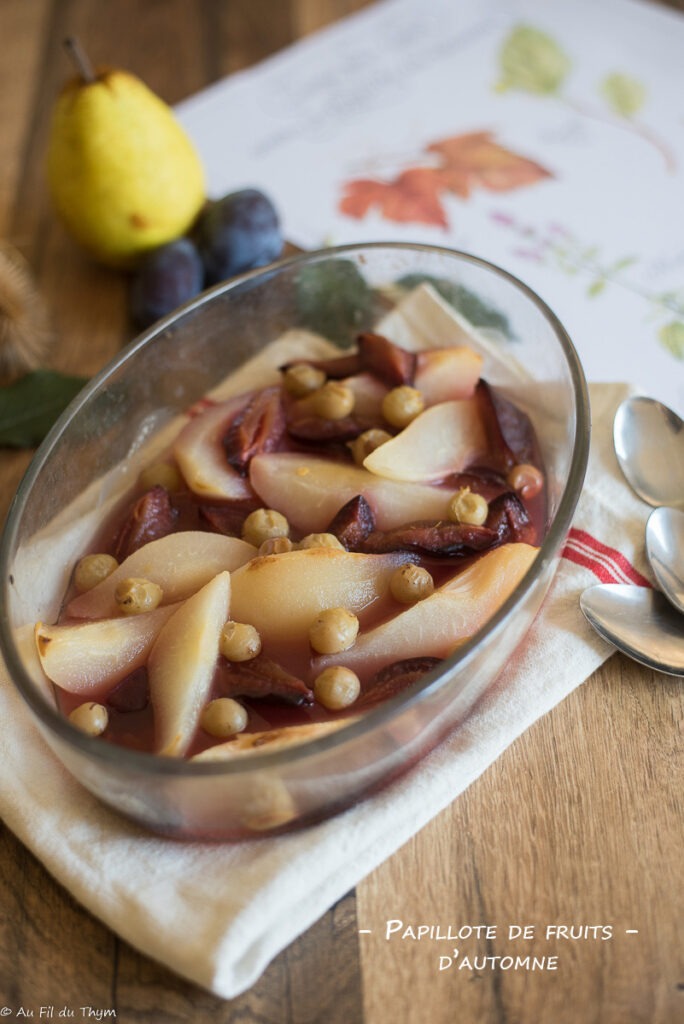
[{"xmin": 0, "ymin": 241, "xmax": 591, "ymax": 778}]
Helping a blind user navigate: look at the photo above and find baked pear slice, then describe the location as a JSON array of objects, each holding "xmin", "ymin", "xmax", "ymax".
[
  {"xmin": 173, "ymin": 397, "xmax": 254, "ymax": 500},
  {"xmin": 229, "ymin": 547, "xmax": 410, "ymax": 644},
  {"xmin": 149, "ymin": 571, "xmax": 231, "ymax": 757},
  {"xmin": 250, "ymin": 453, "xmax": 454, "ymax": 533},
  {"xmin": 363, "ymin": 398, "xmax": 486, "ymax": 482},
  {"xmin": 35, "ymin": 603, "xmax": 178, "ymax": 698},
  {"xmin": 68, "ymin": 531, "xmax": 255, "ymax": 619},
  {"xmin": 314, "ymin": 542, "xmax": 538, "ymax": 679},
  {"xmin": 191, "ymin": 717, "xmax": 354, "ymax": 761},
  {"xmin": 414, "ymin": 346, "xmax": 483, "ymax": 404}
]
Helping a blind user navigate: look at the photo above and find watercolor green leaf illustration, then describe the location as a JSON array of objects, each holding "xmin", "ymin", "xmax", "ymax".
[
  {"xmin": 396, "ymin": 273, "xmax": 514, "ymax": 339},
  {"xmin": 491, "ymin": 212, "xmax": 683, "ymax": 361},
  {"xmin": 495, "ymin": 25, "xmax": 571, "ymax": 95},
  {"xmin": 296, "ymin": 259, "xmax": 373, "ymax": 344},
  {"xmin": 658, "ymin": 321, "xmax": 684, "ymax": 359},
  {"xmin": 601, "ymin": 73, "xmax": 646, "ymax": 118},
  {"xmin": 496, "ymin": 25, "xmax": 675, "ymax": 172}
]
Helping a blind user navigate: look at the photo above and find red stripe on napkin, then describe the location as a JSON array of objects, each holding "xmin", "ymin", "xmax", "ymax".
[{"xmin": 562, "ymin": 528, "xmax": 651, "ymax": 586}]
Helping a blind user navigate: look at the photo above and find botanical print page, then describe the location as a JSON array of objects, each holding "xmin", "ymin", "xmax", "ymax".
[{"xmin": 177, "ymin": 0, "xmax": 684, "ymax": 415}]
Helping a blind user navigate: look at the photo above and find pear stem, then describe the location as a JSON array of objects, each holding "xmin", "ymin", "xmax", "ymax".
[{"xmin": 63, "ymin": 36, "xmax": 97, "ymax": 84}]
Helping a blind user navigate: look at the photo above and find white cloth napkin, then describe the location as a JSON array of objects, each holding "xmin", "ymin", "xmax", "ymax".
[{"xmin": 0, "ymin": 381, "xmax": 653, "ymax": 999}]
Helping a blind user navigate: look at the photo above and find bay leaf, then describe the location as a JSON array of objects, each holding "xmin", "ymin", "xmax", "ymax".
[{"xmin": 0, "ymin": 369, "xmax": 88, "ymax": 448}]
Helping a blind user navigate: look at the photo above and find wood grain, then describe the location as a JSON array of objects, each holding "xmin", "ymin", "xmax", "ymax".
[
  {"xmin": 109, "ymin": 892, "xmax": 362, "ymax": 1023},
  {"xmin": 359, "ymin": 656, "xmax": 683, "ymax": 1024},
  {"xmin": 0, "ymin": 1, "xmax": 683, "ymax": 1021}
]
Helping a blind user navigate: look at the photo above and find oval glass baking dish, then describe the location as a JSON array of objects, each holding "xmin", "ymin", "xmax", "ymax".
[{"xmin": 0, "ymin": 243, "xmax": 590, "ymax": 839}]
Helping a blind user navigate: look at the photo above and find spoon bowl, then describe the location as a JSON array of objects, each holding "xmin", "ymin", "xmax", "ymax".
[
  {"xmin": 646, "ymin": 506, "xmax": 684, "ymax": 615},
  {"xmin": 613, "ymin": 396, "xmax": 684, "ymax": 509},
  {"xmin": 580, "ymin": 584, "xmax": 684, "ymax": 676}
]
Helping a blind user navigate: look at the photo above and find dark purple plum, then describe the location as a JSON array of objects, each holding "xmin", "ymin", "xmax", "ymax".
[
  {"xmin": 130, "ymin": 237, "xmax": 204, "ymax": 328},
  {"xmin": 195, "ymin": 188, "xmax": 283, "ymax": 283}
]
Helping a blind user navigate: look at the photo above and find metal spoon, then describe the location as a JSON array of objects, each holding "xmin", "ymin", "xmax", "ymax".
[
  {"xmin": 579, "ymin": 396, "xmax": 684, "ymax": 671},
  {"xmin": 645, "ymin": 506, "xmax": 684, "ymax": 615},
  {"xmin": 613, "ymin": 396, "xmax": 684, "ymax": 509},
  {"xmin": 613, "ymin": 395, "xmax": 684, "ymax": 612},
  {"xmin": 580, "ymin": 584, "xmax": 684, "ymax": 676}
]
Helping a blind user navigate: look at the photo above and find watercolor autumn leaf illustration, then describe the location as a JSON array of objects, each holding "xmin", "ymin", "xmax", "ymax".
[
  {"xmin": 337, "ymin": 23, "xmax": 682, "ymax": 362},
  {"xmin": 338, "ymin": 131, "xmax": 553, "ymax": 229}
]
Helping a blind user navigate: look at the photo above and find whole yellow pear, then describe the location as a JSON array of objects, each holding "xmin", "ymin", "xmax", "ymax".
[{"xmin": 46, "ymin": 55, "xmax": 205, "ymax": 268}]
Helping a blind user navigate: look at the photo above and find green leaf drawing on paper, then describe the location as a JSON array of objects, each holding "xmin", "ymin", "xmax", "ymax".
[
  {"xmin": 0, "ymin": 369, "xmax": 88, "ymax": 448},
  {"xmin": 496, "ymin": 25, "xmax": 571, "ymax": 95},
  {"xmin": 658, "ymin": 321, "xmax": 684, "ymax": 360},
  {"xmin": 586, "ymin": 255, "xmax": 638, "ymax": 297},
  {"xmin": 296, "ymin": 259, "xmax": 373, "ymax": 346},
  {"xmin": 397, "ymin": 273, "xmax": 514, "ymax": 338},
  {"xmin": 601, "ymin": 73, "xmax": 646, "ymax": 118},
  {"xmin": 493, "ymin": 26, "xmax": 675, "ymax": 172},
  {"xmin": 493, "ymin": 213, "xmax": 684, "ymax": 362},
  {"xmin": 587, "ymin": 279, "xmax": 606, "ymax": 298},
  {"xmin": 611, "ymin": 256, "xmax": 638, "ymax": 273}
]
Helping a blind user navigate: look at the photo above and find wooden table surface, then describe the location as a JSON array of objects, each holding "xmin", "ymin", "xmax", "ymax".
[{"xmin": 1, "ymin": 2, "xmax": 682, "ymax": 1022}]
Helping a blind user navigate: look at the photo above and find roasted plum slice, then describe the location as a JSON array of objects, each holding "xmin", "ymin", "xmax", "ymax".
[
  {"xmin": 356, "ymin": 657, "xmax": 442, "ymax": 709},
  {"xmin": 475, "ymin": 380, "xmax": 543, "ymax": 477},
  {"xmin": 356, "ymin": 331, "xmax": 416, "ymax": 386},
  {"xmin": 223, "ymin": 386, "xmax": 286, "ymax": 472},
  {"xmin": 360, "ymin": 519, "xmax": 499, "ymax": 557},
  {"xmin": 447, "ymin": 468, "xmax": 510, "ymax": 503},
  {"xmin": 488, "ymin": 387, "xmax": 542, "ymax": 469},
  {"xmin": 359, "ymin": 491, "xmax": 535, "ymax": 556},
  {"xmin": 216, "ymin": 655, "xmax": 314, "ymax": 706},
  {"xmin": 199, "ymin": 500, "xmax": 261, "ymax": 538},
  {"xmin": 280, "ymin": 351, "xmax": 361, "ymax": 379},
  {"xmin": 107, "ymin": 667, "xmax": 150, "ymax": 713},
  {"xmin": 280, "ymin": 330, "xmax": 416, "ymax": 387},
  {"xmin": 486, "ymin": 491, "xmax": 537, "ymax": 546},
  {"xmin": 113, "ymin": 485, "xmax": 179, "ymax": 561},
  {"xmin": 474, "ymin": 380, "xmax": 517, "ymax": 473},
  {"xmin": 286, "ymin": 411, "xmax": 363, "ymax": 444},
  {"xmin": 326, "ymin": 494, "xmax": 376, "ymax": 550}
]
